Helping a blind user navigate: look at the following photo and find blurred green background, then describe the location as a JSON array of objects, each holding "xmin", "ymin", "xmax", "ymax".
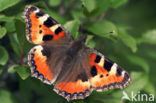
[{"xmin": 0, "ymin": 0, "xmax": 156, "ymax": 103}]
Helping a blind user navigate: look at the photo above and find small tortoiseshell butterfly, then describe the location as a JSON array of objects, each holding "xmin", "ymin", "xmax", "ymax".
[{"xmin": 22, "ymin": 5, "xmax": 131, "ymax": 101}]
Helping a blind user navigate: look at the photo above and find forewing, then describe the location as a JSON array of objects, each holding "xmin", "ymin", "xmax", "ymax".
[{"xmin": 23, "ymin": 5, "xmax": 72, "ymax": 44}]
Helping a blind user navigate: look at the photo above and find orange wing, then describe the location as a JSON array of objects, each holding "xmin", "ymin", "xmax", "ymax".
[
  {"xmin": 54, "ymin": 79, "xmax": 91, "ymax": 101},
  {"xmin": 28, "ymin": 45, "xmax": 54, "ymax": 84},
  {"xmin": 88, "ymin": 49, "xmax": 131, "ymax": 91},
  {"xmin": 53, "ymin": 61, "xmax": 92, "ymax": 101},
  {"xmin": 23, "ymin": 5, "xmax": 72, "ymax": 44}
]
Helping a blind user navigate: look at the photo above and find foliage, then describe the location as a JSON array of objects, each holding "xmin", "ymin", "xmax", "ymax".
[{"xmin": 0, "ymin": 0, "xmax": 156, "ymax": 103}]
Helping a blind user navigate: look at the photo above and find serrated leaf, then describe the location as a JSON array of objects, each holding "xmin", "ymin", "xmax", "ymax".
[
  {"xmin": 126, "ymin": 55, "xmax": 149, "ymax": 73},
  {"xmin": 0, "ymin": 46, "xmax": 9, "ymax": 65},
  {"xmin": 14, "ymin": 65, "xmax": 30, "ymax": 80},
  {"xmin": 0, "ymin": 0, "xmax": 21, "ymax": 12},
  {"xmin": 86, "ymin": 20, "xmax": 118, "ymax": 37},
  {"xmin": 49, "ymin": 0, "xmax": 62, "ymax": 7},
  {"xmin": 118, "ymin": 26, "xmax": 137, "ymax": 52},
  {"xmin": 64, "ymin": 19, "xmax": 80, "ymax": 38},
  {"xmin": 138, "ymin": 29, "xmax": 156, "ymax": 44},
  {"xmin": 110, "ymin": 0, "xmax": 128, "ymax": 8},
  {"xmin": 81, "ymin": 0, "xmax": 96, "ymax": 12},
  {"xmin": 0, "ymin": 26, "xmax": 7, "ymax": 39}
]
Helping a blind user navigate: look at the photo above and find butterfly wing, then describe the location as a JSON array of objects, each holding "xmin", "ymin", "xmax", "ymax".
[
  {"xmin": 53, "ymin": 48, "xmax": 131, "ymax": 101},
  {"xmin": 23, "ymin": 5, "xmax": 73, "ymax": 44},
  {"xmin": 28, "ymin": 44, "xmax": 69, "ymax": 85},
  {"xmin": 88, "ymin": 49, "xmax": 131, "ymax": 91}
]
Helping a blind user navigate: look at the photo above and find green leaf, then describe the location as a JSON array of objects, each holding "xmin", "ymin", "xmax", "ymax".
[
  {"xmin": 64, "ymin": 19, "xmax": 80, "ymax": 38},
  {"xmin": 15, "ymin": 19, "xmax": 25, "ymax": 46},
  {"xmin": 110, "ymin": 0, "xmax": 128, "ymax": 8},
  {"xmin": 119, "ymin": 32, "xmax": 137, "ymax": 52},
  {"xmin": 126, "ymin": 55, "xmax": 149, "ymax": 73},
  {"xmin": 118, "ymin": 26, "xmax": 137, "ymax": 52},
  {"xmin": 86, "ymin": 20, "xmax": 118, "ymax": 37},
  {"xmin": 8, "ymin": 33, "xmax": 21, "ymax": 57},
  {"xmin": 94, "ymin": 0, "xmax": 110, "ymax": 16},
  {"xmin": 0, "ymin": 0, "xmax": 21, "ymax": 12},
  {"xmin": 71, "ymin": 10, "xmax": 85, "ymax": 19},
  {"xmin": 5, "ymin": 21, "xmax": 15, "ymax": 33},
  {"xmin": 85, "ymin": 35, "xmax": 93, "ymax": 45},
  {"xmin": 14, "ymin": 65, "xmax": 30, "ymax": 80},
  {"xmin": 8, "ymin": 65, "xmax": 18, "ymax": 73},
  {"xmin": 81, "ymin": 0, "xmax": 96, "ymax": 12},
  {"xmin": 44, "ymin": 10, "xmax": 66, "ymax": 24},
  {"xmin": 71, "ymin": 100, "xmax": 85, "ymax": 103},
  {"xmin": 138, "ymin": 29, "xmax": 156, "ymax": 44},
  {"xmin": 0, "ymin": 90, "xmax": 13, "ymax": 103},
  {"xmin": 48, "ymin": 0, "xmax": 62, "ymax": 7},
  {"xmin": 0, "ymin": 26, "xmax": 7, "ymax": 39},
  {"xmin": 0, "ymin": 15, "xmax": 14, "ymax": 22},
  {"xmin": 90, "ymin": 91, "xmax": 121, "ymax": 103},
  {"xmin": 85, "ymin": 35, "xmax": 95, "ymax": 48},
  {"xmin": 144, "ymin": 82, "xmax": 155, "ymax": 95},
  {"xmin": 0, "ymin": 46, "xmax": 9, "ymax": 65}
]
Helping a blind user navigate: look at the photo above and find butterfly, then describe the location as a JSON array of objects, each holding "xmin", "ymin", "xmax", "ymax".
[{"xmin": 22, "ymin": 5, "xmax": 131, "ymax": 101}]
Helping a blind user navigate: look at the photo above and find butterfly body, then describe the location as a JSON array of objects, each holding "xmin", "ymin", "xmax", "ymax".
[{"xmin": 23, "ymin": 5, "xmax": 131, "ymax": 101}]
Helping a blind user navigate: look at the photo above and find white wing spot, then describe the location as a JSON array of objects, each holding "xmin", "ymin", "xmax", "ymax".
[
  {"xmin": 39, "ymin": 14, "xmax": 49, "ymax": 24},
  {"xmin": 98, "ymin": 57, "xmax": 104, "ymax": 67},
  {"xmin": 122, "ymin": 71, "xmax": 125, "ymax": 77},
  {"xmin": 34, "ymin": 9, "xmax": 39, "ymax": 13},
  {"xmin": 110, "ymin": 63, "xmax": 117, "ymax": 75},
  {"xmin": 50, "ymin": 24, "xmax": 61, "ymax": 32}
]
